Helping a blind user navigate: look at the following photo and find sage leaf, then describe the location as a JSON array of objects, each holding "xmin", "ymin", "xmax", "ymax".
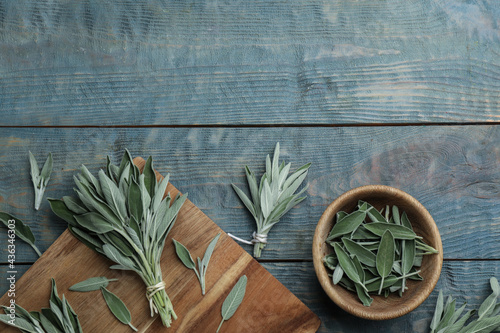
[
  {"xmin": 173, "ymin": 239, "xmax": 197, "ymax": 270},
  {"xmin": 333, "ymin": 243, "xmax": 365, "ymax": 290},
  {"xmin": 342, "ymin": 238, "xmax": 376, "ymax": 267},
  {"xmin": 0, "ymin": 314, "xmax": 39, "ymax": 333},
  {"xmin": 69, "ymin": 277, "xmax": 118, "ymax": 292},
  {"xmin": 0, "ymin": 212, "xmax": 42, "ymax": 257},
  {"xmin": 101, "ymin": 287, "xmax": 138, "ymax": 331},
  {"xmin": 478, "ymin": 277, "xmax": 500, "ymax": 320},
  {"xmin": 332, "ymin": 265, "xmax": 344, "ymax": 285},
  {"xmin": 459, "ymin": 315, "xmax": 500, "ymax": 333},
  {"xmin": 74, "ymin": 212, "xmax": 115, "ymax": 234},
  {"xmin": 355, "ymin": 283, "xmax": 373, "ymax": 307},
  {"xmin": 327, "ymin": 210, "xmax": 366, "ymax": 241},
  {"xmin": 376, "ymin": 230, "xmax": 395, "ymax": 294},
  {"xmin": 365, "ymin": 222, "xmax": 419, "ymax": 240},
  {"xmin": 29, "ymin": 151, "xmax": 53, "ymax": 210},
  {"xmin": 217, "ymin": 275, "xmax": 247, "ymax": 333}
]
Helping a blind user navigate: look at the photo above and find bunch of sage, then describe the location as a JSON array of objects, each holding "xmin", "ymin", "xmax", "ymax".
[
  {"xmin": 173, "ymin": 233, "xmax": 220, "ymax": 295},
  {"xmin": 49, "ymin": 150, "xmax": 187, "ymax": 327},
  {"xmin": 29, "ymin": 151, "xmax": 53, "ymax": 210},
  {"xmin": 430, "ymin": 277, "xmax": 500, "ymax": 333},
  {"xmin": 69, "ymin": 277, "xmax": 137, "ymax": 331},
  {"xmin": 323, "ymin": 201, "xmax": 438, "ymax": 306},
  {"xmin": 231, "ymin": 142, "xmax": 311, "ymax": 257},
  {"xmin": 0, "ymin": 279, "xmax": 82, "ymax": 333}
]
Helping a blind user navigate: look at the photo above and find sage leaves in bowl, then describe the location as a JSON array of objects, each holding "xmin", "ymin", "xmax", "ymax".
[
  {"xmin": 49, "ymin": 150, "xmax": 187, "ymax": 327},
  {"xmin": 313, "ymin": 185, "xmax": 443, "ymax": 320}
]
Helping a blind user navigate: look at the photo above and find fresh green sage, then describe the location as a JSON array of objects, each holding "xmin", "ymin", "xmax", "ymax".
[
  {"xmin": 173, "ymin": 232, "xmax": 221, "ymax": 295},
  {"xmin": 49, "ymin": 150, "xmax": 187, "ymax": 327},
  {"xmin": 323, "ymin": 200, "xmax": 438, "ymax": 306},
  {"xmin": 430, "ymin": 277, "xmax": 500, "ymax": 333},
  {"xmin": 216, "ymin": 275, "xmax": 247, "ymax": 333},
  {"xmin": 69, "ymin": 276, "xmax": 118, "ymax": 292},
  {"xmin": 231, "ymin": 143, "xmax": 311, "ymax": 257},
  {"xmin": 0, "ymin": 212, "xmax": 42, "ymax": 257},
  {"xmin": 101, "ymin": 287, "xmax": 137, "ymax": 331},
  {"xmin": 29, "ymin": 151, "xmax": 53, "ymax": 210},
  {"xmin": 0, "ymin": 278, "xmax": 82, "ymax": 333}
]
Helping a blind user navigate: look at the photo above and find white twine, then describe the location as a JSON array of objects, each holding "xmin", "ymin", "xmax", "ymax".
[
  {"xmin": 146, "ymin": 281, "xmax": 166, "ymax": 316},
  {"xmin": 228, "ymin": 231, "xmax": 268, "ymax": 245}
]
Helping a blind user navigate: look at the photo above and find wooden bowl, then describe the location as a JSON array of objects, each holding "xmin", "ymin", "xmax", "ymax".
[{"xmin": 312, "ymin": 185, "xmax": 443, "ymax": 320}]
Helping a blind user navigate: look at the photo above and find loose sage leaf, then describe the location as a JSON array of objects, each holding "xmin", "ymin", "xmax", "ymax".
[
  {"xmin": 0, "ymin": 212, "xmax": 42, "ymax": 257},
  {"xmin": 355, "ymin": 283, "xmax": 373, "ymax": 307},
  {"xmin": 201, "ymin": 232, "xmax": 221, "ymax": 271},
  {"xmin": 327, "ymin": 210, "xmax": 367, "ymax": 241},
  {"xmin": 333, "ymin": 243, "xmax": 364, "ymax": 288},
  {"xmin": 217, "ymin": 275, "xmax": 247, "ymax": 333},
  {"xmin": 101, "ymin": 287, "xmax": 138, "ymax": 331},
  {"xmin": 29, "ymin": 151, "xmax": 53, "ymax": 210},
  {"xmin": 365, "ymin": 222, "xmax": 419, "ymax": 240},
  {"xmin": 69, "ymin": 277, "xmax": 119, "ymax": 292},
  {"xmin": 332, "ymin": 265, "xmax": 344, "ymax": 285},
  {"xmin": 342, "ymin": 238, "xmax": 376, "ymax": 267},
  {"xmin": 173, "ymin": 239, "xmax": 197, "ymax": 270},
  {"xmin": 376, "ymin": 230, "xmax": 395, "ymax": 294}
]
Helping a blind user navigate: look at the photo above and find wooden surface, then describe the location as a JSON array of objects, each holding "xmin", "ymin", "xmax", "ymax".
[
  {"xmin": 0, "ymin": 158, "xmax": 320, "ymax": 332},
  {"xmin": 0, "ymin": 0, "xmax": 499, "ymax": 332}
]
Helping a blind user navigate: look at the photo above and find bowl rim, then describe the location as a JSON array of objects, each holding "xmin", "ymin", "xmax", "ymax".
[{"xmin": 312, "ymin": 184, "xmax": 443, "ymax": 320}]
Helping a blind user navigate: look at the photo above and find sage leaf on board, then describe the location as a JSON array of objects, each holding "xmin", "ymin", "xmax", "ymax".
[
  {"xmin": 0, "ymin": 212, "xmax": 42, "ymax": 257},
  {"xmin": 216, "ymin": 275, "xmax": 247, "ymax": 333},
  {"xmin": 101, "ymin": 287, "xmax": 138, "ymax": 332},
  {"xmin": 323, "ymin": 201, "xmax": 438, "ymax": 306},
  {"xmin": 174, "ymin": 233, "xmax": 221, "ymax": 295},
  {"xmin": 29, "ymin": 151, "xmax": 53, "ymax": 210},
  {"xmin": 0, "ymin": 279, "xmax": 82, "ymax": 333},
  {"xmin": 430, "ymin": 277, "xmax": 500, "ymax": 333},
  {"xmin": 49, "ymin": 150, "xmax": 188, "ymax": 327},
  {"xmin": 69, "ymin": 276, "xmax": 119, "ymax": 292},
  {"xmin": 231, "ymin": 143, "xmax": 311, "ymax": 257}
]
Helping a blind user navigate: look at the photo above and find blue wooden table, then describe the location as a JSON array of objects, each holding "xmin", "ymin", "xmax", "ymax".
[{"xmin": 1, "ymin": 1, "xmax": 499, "ymax": 332}]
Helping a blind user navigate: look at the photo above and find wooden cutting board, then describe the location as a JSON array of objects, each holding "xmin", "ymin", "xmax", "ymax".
[{"xmin": 0, "ymin": 158, "xmax": 320, "ymax": 332}]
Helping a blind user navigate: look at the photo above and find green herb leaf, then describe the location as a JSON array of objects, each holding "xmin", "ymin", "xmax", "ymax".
[
  {"xmin": 376, "ymin": 230, "xmax": 395, "ymax": 295},
  {"xmin": 217, "ymin": 275, "xmax": 247, "ymax": 333},
  {"xmin": 478, "ymin": 277, "xmax": 500, "ymax": 320},
  {"xmin": 342, "ymin": 238, "xmax": 376, "ymax": 267},
  {"xmin": 101, "ymin": 287, "xmax": 137, "ymax": 331},
  {"xmin": 327, "ymin": 210, "xmax": 367, "ymax": 241},
  {"xmin": 29, "ymin": 151, "xmax": 53, "ymax": 210},
  {"xmin": 333, "ymin": 243, "xmax": 365, "ymax": 289},
  {"xmin": 173, "ymin": 239, "xmax": 197, "ymax": 270},
  {"xmin": 0, "ymin": 212, "xmax": 42, "ymax": 257},
  {"xmin": 69, "ymin": 277, "xmax": 118, "ymax": 292},
  {"xmin": 364, "ymin": 222, "xmax": 419, "ymax": 240}
]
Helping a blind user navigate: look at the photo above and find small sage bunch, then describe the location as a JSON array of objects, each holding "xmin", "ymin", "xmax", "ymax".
[
  {"xmin": 29, "ymin": 151, "xmax": 53, "ymax": 210},
  {"xmin": 430, "ymin": 277, "xmax": 500, "ymax": 333},
  {"xmin": 49, "ymin": 150, "xmax": 187, "ymax": 327},
  {"xmin": 0, "ymin": 279, "xmax": 82, "ymax": 333},
  {"xmin": 231, "ymin": 143, "xmax": 311, "ymax": 258}
]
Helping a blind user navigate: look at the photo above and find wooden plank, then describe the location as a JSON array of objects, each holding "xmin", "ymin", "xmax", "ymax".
[
  {"xmin": 2, "ymin": 261, "xmax": 499, "ymax": 333},
  {"xmin": 0, "ymin": 160, "xmax": 320, "ymax": 332},
  {"xmin": 0, "ymin": 0, "xmax": 498, "ymax": 125},
  {"xmin": 1, "ymin": 126, "xmax": 499, "ymax": 262}
]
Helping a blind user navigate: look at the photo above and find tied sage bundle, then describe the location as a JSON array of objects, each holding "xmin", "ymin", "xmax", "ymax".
[
  {"xmin": 49, "ymin": 150, "xmax": 187, "ymax": 327},
  {"xmin": 231, "ymin": 143, "xmax": 311, "ymax": 258}
]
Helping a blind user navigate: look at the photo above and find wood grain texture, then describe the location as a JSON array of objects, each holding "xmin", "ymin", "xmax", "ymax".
[
  {"xmin": 0, "ymin": 126, "xmax": 498, "ymax": 262},
  {"xmin": 0, "ymin": 0, "xmax": 498, "ymax": 125},
  {"xmin": 0, "ymin": 160, "xmax": 320, "ymax": 332},
  {"xmin": 1, "ymin": 126, "xmax": 499, "ymax": 262}
]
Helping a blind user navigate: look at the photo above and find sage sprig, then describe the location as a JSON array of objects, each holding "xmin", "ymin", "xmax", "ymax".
[
  {"xmin": 0, "ymin": 279, "xmax": 82, "ymax": 333},
  {"xmin": 173, "ymin": 232, "xmax": 221, "ymax": 295},
  {"xmin": 49, "ymin": 150, "xmax": 188, "ymax": 327},
  {"xmin": 69, "ymin": 276, "xmax": 118, "ymax": 292},
  {"xmin": 231, "ymin": 142, "xmax": 311, "ymax": 257},
  {"xmin": 216, "ymin": 275, "xmax": 247, "ymax": 333},
  {"xmin": 101, "ymin": 287, "xmax": 138, "ymax": 332},
  {"xmin": 0, "ymin": 212, "xmax": 42, "ymax": 257},
  {"xmin": 323, "ymin": 201, "xmax": 438, "ymax": 306},
  {"xmin": 430, "ymin": 277, "xmax": 500, "ymax": 333},
  {"xmin": 29, "ymin": 151, "xmax": 53, "ymax": 210}
]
